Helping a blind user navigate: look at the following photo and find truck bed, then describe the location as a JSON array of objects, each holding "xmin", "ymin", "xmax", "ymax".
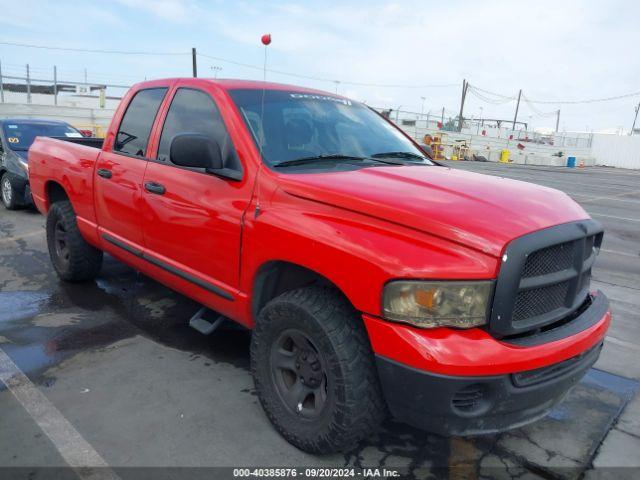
[
  {"xmin": 51, "ymin": 136, "xmax": 104, "ymax": 149},
  {"xmin": 29, "ymin": 136, "xmax": 103, "ymax": 230}
]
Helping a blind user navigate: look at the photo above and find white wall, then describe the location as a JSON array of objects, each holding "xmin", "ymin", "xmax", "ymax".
[
  {"xmin": 1, "ymin": 100, "xmax": 639, "ymax": 169},
  {"xmin": 591, "ymin": 133, "xmax": 640, "ymax": 169},
  {"xmin": 0, "ymin": 102, "xmax": 115, "ymax": 136},
  {"xmin": 407, "ymin": 128, "xmax": 596, "ymax": 166},
  {"xmin": 1, "ymin": 91, "xmax": 122, "ymax": 109}
]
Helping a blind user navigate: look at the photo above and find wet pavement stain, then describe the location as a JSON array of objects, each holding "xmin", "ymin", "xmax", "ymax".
[{"xmin": 1, "ymin": 212, "xmax": 639, "ymax": 477}]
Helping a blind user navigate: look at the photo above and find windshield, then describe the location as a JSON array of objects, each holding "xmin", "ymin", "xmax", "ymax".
[
  {"xmin": 2, "ymin": 122, "xmax": 82, "ymax": 151},
  {"xmin": 228, "ymin": 89, "xmax": 432, "ymax": 168}
]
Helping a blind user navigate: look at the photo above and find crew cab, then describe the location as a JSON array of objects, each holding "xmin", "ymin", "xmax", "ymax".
[{"xmin": 28, "ymin": 78, "xmax": 611, "ymax": 453}]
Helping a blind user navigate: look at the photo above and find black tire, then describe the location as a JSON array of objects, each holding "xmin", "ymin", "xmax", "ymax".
[
  {"xmin": 1, "ymin": 173, "xmax": 19, "ymax": 210},
  {"xmin": 251, "ymin": 286, "xmax": 386, "ymax": 453},
  {"xmin": 46, "ymin": 201, "xmax": 103, "ymax": 282}
]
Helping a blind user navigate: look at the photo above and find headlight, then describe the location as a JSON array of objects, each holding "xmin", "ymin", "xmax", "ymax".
[{"xmin": 382, "ymin": 280, "xmax": 493, "ymax": 329}]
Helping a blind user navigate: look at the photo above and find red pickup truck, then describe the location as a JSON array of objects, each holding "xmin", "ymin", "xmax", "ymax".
[{"xmin": 29, "ymin": 78, "xmax": 611, "ymax": 453}]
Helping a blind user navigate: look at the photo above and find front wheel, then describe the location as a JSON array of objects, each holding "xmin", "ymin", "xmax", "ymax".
[
  {"xmin": 251, "ymin": 286, "xmax": 386, "ymax": 453},
  {"xmin": 46, "ymin": 201, "xmax": 103, "ymax": 282},
  {"xmin": 1, "ymin": 173, "xmax": 19, "ymax": 210}
]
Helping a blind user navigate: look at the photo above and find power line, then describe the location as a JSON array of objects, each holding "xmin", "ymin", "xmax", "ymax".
[
  {"xmin": 469, "ymin": 85, "xmax": 517, "ymax": 100},
  {"xmin": 467, "ymin": 85, "xmax": 515, "ymax": 105},
  {"xmin": 0, "ymin": 41, "xmax": 188, "ymax": 56},
  {"xmin": 469, "ymin": 81, "xmax": 640, "ymax": 105},
  {"xmin": 0, "ymin": 41, "xmax": 460, "ymax": 89},
  {"xmin": 522, "ymin": 94, "xmax": 558, "ymax": 117},
  {"xmin": 198, "ymin": 52, "xmax": 459, "ymax": 89},
  {"xmin": 524, "ymin": 90, "xmax": 640, "ymax": 104}
]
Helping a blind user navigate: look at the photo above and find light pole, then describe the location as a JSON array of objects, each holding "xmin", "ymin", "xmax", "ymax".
[
  {"xmin": 210, "ymin": 66, "xmax": 222, "ymax": 78},
  {"xmin": 631, "ymin": 102, "xmax": 640, "ymax": 135},
  {"xmin": 395, "ymin": 106, "xmax": 402, "ymax": 124},
  {"xmin": 420, "ymin": 96, "xmax": 426, "ymax": 135},
  {"xmin": 477, "ymin": 107, "xmax": 483, "ymax": 134}
]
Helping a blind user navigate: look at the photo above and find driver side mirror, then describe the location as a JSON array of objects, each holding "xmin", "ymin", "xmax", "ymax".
[{"xmin": 170, "ymin": 133, "xmax": 223, "ymax": 171}]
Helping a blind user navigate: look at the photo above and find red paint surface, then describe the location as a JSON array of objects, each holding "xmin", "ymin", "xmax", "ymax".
[
  {"xmin": 363, "ymin": 305, "xmax": 610, "ymax": 376},
  {"xmin": 29, "ymin": 78, "xmax": 611, "ymax": 377}
]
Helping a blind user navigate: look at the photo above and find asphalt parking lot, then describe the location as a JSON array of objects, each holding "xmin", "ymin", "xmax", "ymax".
[{"xmin": 1, "ymin": 161, "xmax": 639, "ymax": 479}]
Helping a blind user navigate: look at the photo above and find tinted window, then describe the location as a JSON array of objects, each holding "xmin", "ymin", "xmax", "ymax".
[
  {"xmin": 157, "ymin": 88, "xmax": 240, "ymax": 170},
  {"xmin": 228, "ymin": 89, "xmax": 431, "ymax": 167},
  {"xmin": 2, "ymin": 122, "xmax": 82, "ymax": 151},
  {"xmin": 114, "ymin": 88, "xmax": 167, "ymax": 157}
]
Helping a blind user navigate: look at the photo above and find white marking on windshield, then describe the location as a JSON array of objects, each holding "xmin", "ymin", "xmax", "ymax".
[{"xmin": 289, "ymin": 93, "xmax": 352, "ymax": 106}]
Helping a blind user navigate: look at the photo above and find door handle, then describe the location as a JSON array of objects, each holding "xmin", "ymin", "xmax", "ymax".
[
  {"xmin": 97, "ymin": 168, "xmax": 112, "ymax": 179},
  {"xmin": 144, "ymin": 182, "xmax": 166, "ymax": 195}
]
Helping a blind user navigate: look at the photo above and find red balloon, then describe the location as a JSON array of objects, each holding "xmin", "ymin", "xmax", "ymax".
[{"xmin": 261, "ymin": 34, "xmax": 272, "ymax": 45}]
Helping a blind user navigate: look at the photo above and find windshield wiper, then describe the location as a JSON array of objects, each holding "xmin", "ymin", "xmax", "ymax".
[
  {"xmin": 273, "ymin": 154, "xmax": 371, "ymax": 168},
  {"xmin": 371, "ymin": 151, "xmax": 428, "ymax": 162}
]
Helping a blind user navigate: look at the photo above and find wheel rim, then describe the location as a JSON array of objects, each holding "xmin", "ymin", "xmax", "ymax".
[
  {"xmin": 270, "ymin": 328, "xmax": 328, "ymax": 419},
  {"xmin": 1, "ymin": 178, "xmax": 11, "ymax": 205},
  {"xmin": 53, "ymin": 220, "xmax": 70, "ymax": 269}
]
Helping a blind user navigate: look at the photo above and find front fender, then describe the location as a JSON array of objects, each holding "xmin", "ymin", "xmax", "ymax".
[{"xmin": 240, "ymin": 188, "xmax": 499, "ymax": 324}]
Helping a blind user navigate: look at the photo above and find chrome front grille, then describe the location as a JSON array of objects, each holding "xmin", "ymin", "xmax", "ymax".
[{"xmin": 489, "ymin": 220, "xmax": 604, "ymax": 337}]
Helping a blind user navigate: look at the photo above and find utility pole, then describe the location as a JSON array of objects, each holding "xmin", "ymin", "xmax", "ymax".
[
  {"xmin": 53, "ymin": 66, "xmax": 58, "ymax": 106},
  {"xmin": 26, "ymin": 64, "xmax": 31, "ymax": 104},
  {"xmin": 192, "ymin": 47, "xmax": 198, "ymax": 78},
  {"xmin": 457, "ymin": 79, "xmax": 468, "ymax": 132},
  {"xmin": 631, "ymin": 102, "xmax": 640, "ymax": 135},
  {"xmin": 512, "ymin": 89, "xmax": 522, "ymax": 130},
  {"xmin": 0, "ymin": 60, "xmax": 4, "ymax": 103},
  {"xmin": 441, "ymin": 106, "xmax": 445, "ymax": 125},
  {"xmin": 555, "ymin": 109, "xmax": 561, "ymax": 133}
]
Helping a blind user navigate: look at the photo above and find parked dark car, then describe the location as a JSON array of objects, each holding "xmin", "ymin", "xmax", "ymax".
[{"xmin": 0, "ymin": 119, "xmax": 84, "ymax": 209}]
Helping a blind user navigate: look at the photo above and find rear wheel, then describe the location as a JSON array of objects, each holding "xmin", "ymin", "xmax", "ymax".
[
  {"xmin": 1, "ymin": 173, "xmax": 19, "ymax": 210},
  {"xmin": 251, "ymin": 286, "xmax": 386, "ymax": 453},
  {"xmin": 46, "ymin": 201, "xmax": 103, "ymax": 281}
]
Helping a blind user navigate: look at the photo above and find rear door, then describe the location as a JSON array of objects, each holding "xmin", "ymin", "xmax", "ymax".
[
  {"xmin": 95, "ymin": 87, "xmax": 167, "ymax": 248},
  {"xmin": 141, "ymin": 85, "xmax": 248, "ymax": 301}
]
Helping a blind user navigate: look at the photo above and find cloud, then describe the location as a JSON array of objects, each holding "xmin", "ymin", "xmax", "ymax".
[
  {"xmin": 197, "ymin": 0, "xmax": 640, "ymax": 130},
  {"xmin": 0, "ymin": 0, "xmax": 636, "ymax": 129}
]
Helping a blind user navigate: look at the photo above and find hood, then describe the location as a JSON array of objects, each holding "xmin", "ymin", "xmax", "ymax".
[{"xmin": 277, "ymin": 165, "xmax": 589, "ymax": 257}]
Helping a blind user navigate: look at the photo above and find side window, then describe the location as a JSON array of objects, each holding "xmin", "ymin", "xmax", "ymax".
[
  {"xmin": 114, "ymin": 88, "xmax": 167, "ymax": 157},
  {"xmin": 157, "ymin": 88, "xmax": 241, "ymax": 170}
]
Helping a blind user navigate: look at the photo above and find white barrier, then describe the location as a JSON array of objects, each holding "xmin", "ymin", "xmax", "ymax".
[
  {"xmin": 591, "ymin": 133, "xmax": 640, "ymax": 170},
  {"xmin": 0, "ymin": 102, "xmax": 114, "ymax": 133}
]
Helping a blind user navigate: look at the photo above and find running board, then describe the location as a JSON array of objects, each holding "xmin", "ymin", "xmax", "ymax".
[{"xmin": 189, "ymin": 307, "xmax": 226, "ymax": 335}]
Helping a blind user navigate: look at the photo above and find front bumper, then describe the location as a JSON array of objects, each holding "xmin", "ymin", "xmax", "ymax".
[
  {"xmin": 377, "ymin": 340, "xmax": 602, "ymax": 435},
  {"xmin": 366, "ymin": 291, "xmax": 610, "ymax": 435}
]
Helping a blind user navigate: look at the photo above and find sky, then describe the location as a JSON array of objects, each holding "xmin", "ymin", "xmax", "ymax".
[{"xmin": 0, "ymin": 0, "xmax": 638, "ymax": 132}]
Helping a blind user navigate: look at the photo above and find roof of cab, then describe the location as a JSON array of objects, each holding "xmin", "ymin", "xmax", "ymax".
[{"xmin": 132, "ymin": 77, "xmax": 349, "ymax": 99}]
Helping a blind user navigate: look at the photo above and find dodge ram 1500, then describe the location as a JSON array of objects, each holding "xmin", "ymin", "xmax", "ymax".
[{"xmin": 28, "ymin": 78, "xmax": 610, "ymax": 453}]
